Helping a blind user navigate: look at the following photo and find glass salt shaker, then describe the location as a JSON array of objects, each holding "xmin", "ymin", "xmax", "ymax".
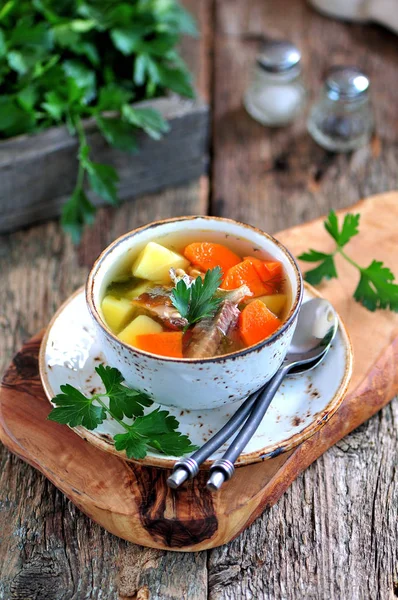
[
  {"xmin": 307, "ymin": 66, "xmax": 373, "ymax": 152},
  {"xmin": 244, "ymin": 40, "xmax": 307, "ymax": 127}
]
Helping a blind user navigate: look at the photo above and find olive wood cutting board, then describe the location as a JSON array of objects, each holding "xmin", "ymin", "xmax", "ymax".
[{"xmin": 1, "ymin": 191, "xmax": 398, "ymax": 552}]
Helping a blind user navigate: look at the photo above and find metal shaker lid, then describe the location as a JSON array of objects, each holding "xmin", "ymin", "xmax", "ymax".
[
  {"xmin": 325, "ymin": 66, "xmax": 370, "ymax": 100},
  {"xmin": 256, "ymin": 40, "xmax": 301, "ymax": 73}
]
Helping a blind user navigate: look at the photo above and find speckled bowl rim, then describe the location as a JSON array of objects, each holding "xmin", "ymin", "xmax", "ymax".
[
  {"xmin": 85, "ymin": 215, "xmax": 303, "ymax": 364},
  {"xmin": 39, "ymin": 283, "xmax": 353, "ymax": 470}
]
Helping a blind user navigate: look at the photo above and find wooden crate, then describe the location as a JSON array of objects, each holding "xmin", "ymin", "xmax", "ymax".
[{"xmin": 0, "ymin": 96, "xmax": 209, "ymax": 234}]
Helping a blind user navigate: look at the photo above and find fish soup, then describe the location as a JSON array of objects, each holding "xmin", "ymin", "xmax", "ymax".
[{"xmin": 100, "ymin": 232, "xmax": 292, "ymax": 359}]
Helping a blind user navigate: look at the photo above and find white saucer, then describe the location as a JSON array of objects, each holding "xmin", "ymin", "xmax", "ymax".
[{"xmin": 39, "ymin": 285, "xmax": 353, "ymax": 469}]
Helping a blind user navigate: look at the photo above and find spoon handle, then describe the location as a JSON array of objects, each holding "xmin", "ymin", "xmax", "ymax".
[
  {"xmin": 207, "ymin": 367, "xmax": 288, "ymax": 491},
  {"xmin": 167, "ymin": 387, "xmax": 264, "ymax": 489}
]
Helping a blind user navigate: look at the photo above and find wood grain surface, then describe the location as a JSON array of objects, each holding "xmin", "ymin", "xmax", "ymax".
[{"xmin": 1, "ymin": 0, "xmax": 397, "ymax": 599}]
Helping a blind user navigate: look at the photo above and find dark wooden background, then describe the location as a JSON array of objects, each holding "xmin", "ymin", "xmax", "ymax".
[{"xmin": 1, "ymin": 1, "xmax": 397, "ymax": 598}]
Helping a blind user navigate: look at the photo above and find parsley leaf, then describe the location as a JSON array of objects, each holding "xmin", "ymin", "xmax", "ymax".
[
  {"xmin": 48, "ymin": 365, "xmax": 196, "ymax": 460},
  {"xmin": 48, "ymin": 384, "xmax": 106, "ymax": 430},
  {"xmin": 85, "ymin": 161, "xmax": 119, "ymax": 205},
  {"xmin": 114, "ymin": 408, "xmax": 197, "ymax": 459},
  {"xmin": 96, "ymin": 116, "xmax": 138, "ymax": 153},
  {"xmin": 95, "ymin": 365, "xmax": 153, "ymax": 419},
  {"xmin": 354, "ymin": 261, "xmax": 398, "ymax": 312},
  {"xmin": 61, "ymin": 188, "xmax": 96, "ymax": 245},
  {"xmin": 300, "ymin": 211, "xmax": 398, "ymax": 312},
  {"xmin": 121, "ymin": 106, "xmax": 170, "ymax": 140},
  {"xmin": 301, "ymin": 255, "xmax": 337, "ymax": 286},
  {"xmin": 97, "ymin": 84, "xmax": 133, "ymax": 111},
  {"xmin": 131, "ymin": 408, "xmax": 179, "ymax": 436},
  {"xmin": 324, "ymin": 211, "xmax": 360, "ymax": 247},
  {"xmin": 171, "ymin": 267, "xmax": 223, "ymax": 326},
  {"xmin": 113, "ymin": 431, "xmax": 148, "ymax": 460}
]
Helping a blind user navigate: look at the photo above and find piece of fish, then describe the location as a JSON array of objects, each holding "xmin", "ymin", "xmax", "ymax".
[
  {"xmin": 169, "ymin": 267, "xmax": 195, "ymax": 288},
  {"xmin": 186, "ymin": 285, "xmax": 250, "ymax": 358},
  {"xmin": 132, "ymin": 289, "xmax": 188, "ymax": 330}
]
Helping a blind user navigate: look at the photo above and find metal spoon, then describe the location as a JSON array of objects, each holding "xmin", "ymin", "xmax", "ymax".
[
  {"xmin": 167, "ymin": 298, "xmax": 338, "ymax": 490},
  {"xmin": 206, "ymin": 298, "xmax": 338, "ymax": 491}
]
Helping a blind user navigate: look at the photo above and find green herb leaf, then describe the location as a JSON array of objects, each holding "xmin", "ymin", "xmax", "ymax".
[
  {"xmin": 130, "ymin": 408, "xmax": 179, "ymax": 436},
  {"xmin": 138, "ymin": 33, "xmax": 179, "ymax": 57},
  {"xmin": 300, "ymin": 210, "xmax": 398, "ymax": 312},
  {"xmin": 62, "ymin": 59, "xmax": 96, "ymax": 104},
  {"xmin": 0, "ymin": 1, "xmax": 16, "ymax": 23},
  {"xmin": 302, "ymin": 256, "xmax": 338, "ymax": 286},
  {"xmin": 171, "ymin": 279, "xmax": 191, "ymax": 320},
  {"xmin": 149, "ymin": 432, "xmax": 198, "ymax": 456},
  {"xmin": 48, "ymin": 364, "xmax": 196, "ymax": 460},
  {"xmin": 324, "ymin": 210, "xmax": 360, "ymax": 247},
  {"xmin": 97, "ymin": 84, "xmax": 133, "ymax": 111},
  {"xmin": 0, "ymin": 96, "xmax": 34, "ymax": 136},
  {"xmin": 134, "ymin": 53, "xmax": 151, "ymax": 86},
  {"xmin": 298, "ymin": 248, "xmax": 338, "ymax": 285},
  {"xmin": 61, "ymin": 188, "xmax": 96, "ymax": 245},
  {"xmin": 110, "ymin": 27, "xmax": 141, "ymax": 55},
  {"xmin": 298, "ymin": 249, "xmax": 333, "ymax": 263},
  {"xmin": 95, "ymin": 364, "xmax": 153, "ymax": 419},
  {"xmin": 7, "ymin": 49, "xmax": 29, "ymax": 74},
  {"xmin": 122, "ymin": 106, "xmax": 169, "ymax": 140},
  {"xmin": 86, "ymin": 161, "xmax": 119, "ymax": 205},
  {"xmin": 113, "ymin": 431, "xmax": 148, "ymax": 459},
  {"xmin": 114, "ymin": 408, "xmax": 197, "ymax": 459},
  {"xmin": 96, "ymin": 116, "xmax": 138, "ymax": 152},
  {"xmin": 41, "ymin": 90, "xmax": 66, "ymax": 120},
  {"xmin": 48, "ymin": 384, "xmax": 106, "ymax": 430},
  {"xmin": 0, "ymin": 28, "xmax": 6, "ymax": 57},
  {"xmin": 153, "ymin": 62, "xmax": 195, "ymax": 98},
  {"xmin": 17, "ymin": 85, "xmax": 38, "ymax": 111},
  {"xmin": 171, "ymin": 267, "xmax": 223, "ymax": 326},
  {"xmin": 354, "ymin": 260, "xmax": 398, "ymax": 311}
]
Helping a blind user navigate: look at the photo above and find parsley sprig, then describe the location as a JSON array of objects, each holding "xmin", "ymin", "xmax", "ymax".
[
  {"xmin": 171, "ymin": 267, "xmax": 223, "ymax": 326},
  {"xmin": 0, "ymin": 0, "xmax": 197, "ymax": 242},
  {"xmin": 299, "ymin": 211, "xmax": 398, "ymax": 312},
  {"xmin": 48, "ymin": 365, "xmax": 197, "ymax": 459}
]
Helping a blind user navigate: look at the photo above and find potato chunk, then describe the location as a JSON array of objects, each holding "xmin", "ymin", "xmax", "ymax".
[
  {"xmin": 132, "ymin": 242, "xmax": 189, "ymax": 283},
  {"xmin": 101, "ymin": 295, "xmax": 136, "ymax": 333},
  {"xmin": 246, "ymin": 294, "xmax": 287, "ymax": 316},
  {"xmin": 124, "ymin": 281, "xmax": 152, "ymax": 300},
  {"xmin": 118, "ymin": 315, "xmax": 163, "ymax": 346}
]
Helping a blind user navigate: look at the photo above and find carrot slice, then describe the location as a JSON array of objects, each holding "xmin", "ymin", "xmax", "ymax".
[
  {"xmin": 244, "ymin": 257, "xmax": 283, "ymax": 292},
  {"xmin": 184, "ymin": 242, "xmax": 241, "ymax": 278},
  {"xmin": 135, "ymin": 332, "xmax": 183, "ymax": 358},
  {"xmin": 243, "ymin": 256, "xmax": 269, "ymax": 282},
  {"xmin": 221, "ymin": 259, "xmax": 268, "ymax": 297},
  {"xmin": 239, "ymin": 299, "xmax": 281, "ymax": 346}
]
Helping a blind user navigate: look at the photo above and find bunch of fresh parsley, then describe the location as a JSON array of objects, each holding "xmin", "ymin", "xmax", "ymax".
[
  {"xmin": 0, "ymin": 0, "xmax": 196, "ymax": 242},
  {"xmin": 171, "ymin": 266, "xmax": 223, "ymax": 326},
  {"xmin": 299, "ymin": 210, "xmax": 398, "ymax": 312},
  {"xmin": 48, "ymin": 364, "xmax": 197, "ymax": 459}
]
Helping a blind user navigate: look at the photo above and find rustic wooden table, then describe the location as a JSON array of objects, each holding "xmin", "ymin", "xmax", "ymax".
[{"xmin": 1, "ymin": 1, "xmax": 397, "ymax": 598}]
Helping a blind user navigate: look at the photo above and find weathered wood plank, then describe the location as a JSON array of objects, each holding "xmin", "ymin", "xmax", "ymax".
[
  {"xmin": 0, "ymin": 96, "xmax": 209, "ymax": 234},
  {"xmin": 208, "ymin": 1, "xmax": 398, "ymax": 599}
]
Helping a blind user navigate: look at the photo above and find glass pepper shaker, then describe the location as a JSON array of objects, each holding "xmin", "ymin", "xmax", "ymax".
[
  {"xmin": 244, "ymin": 40, "xmax": 307, "ymax": 127},
  {"xmin": 307, "ymin": 66, "xmax": 373, "ymax": 152}
]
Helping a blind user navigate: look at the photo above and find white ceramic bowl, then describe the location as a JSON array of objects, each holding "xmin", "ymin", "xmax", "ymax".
[{"xmin": 86, "ymin": 216, "xmax": 303, "ymax": 410}]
